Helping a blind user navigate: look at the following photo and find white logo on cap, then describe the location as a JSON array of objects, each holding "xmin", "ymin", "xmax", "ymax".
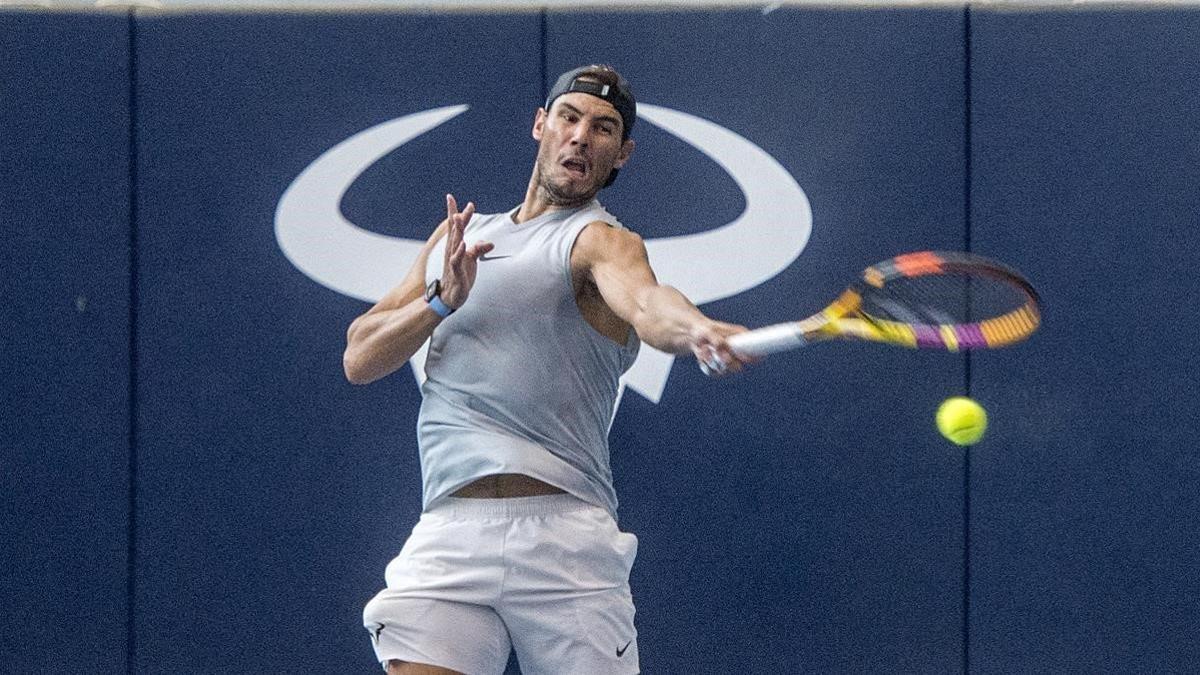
[{"xmin": 275, "ymin": 104, "xmax": 810, "ymax": 403}]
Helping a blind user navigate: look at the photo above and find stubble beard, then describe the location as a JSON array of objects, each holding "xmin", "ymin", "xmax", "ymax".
[{"xmin": 535, "ymin": 157, "xmax": 606, "ymax": 208}]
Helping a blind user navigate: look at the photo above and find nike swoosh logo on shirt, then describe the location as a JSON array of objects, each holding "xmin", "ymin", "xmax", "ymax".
[{"xmin": 478, "ymin": 254, "xmax": 512, "ymax": 262}]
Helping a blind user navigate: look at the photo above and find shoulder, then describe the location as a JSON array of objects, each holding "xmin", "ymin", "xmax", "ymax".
[{"xmin": 574, "ymin": 220, "xmax": 647, "ymax": 266}]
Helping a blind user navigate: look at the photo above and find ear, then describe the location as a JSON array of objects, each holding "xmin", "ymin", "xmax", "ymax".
[
  {"xmin": 614, "ymin": 138, "xmax": 635, "ymax": 169},
  {"xmin": 532, "ymin": 107, "xmax": 547, "ymax": 142}
]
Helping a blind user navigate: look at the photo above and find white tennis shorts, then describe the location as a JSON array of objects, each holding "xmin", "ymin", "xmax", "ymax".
[{"xmin": 363, "ymin": 494, "xmax": 639, "ymax": 674}]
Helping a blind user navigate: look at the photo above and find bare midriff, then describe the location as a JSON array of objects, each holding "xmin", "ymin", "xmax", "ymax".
[{"xmin": 450, "ymin": 473, "xmax": 567, "ymax": 498}]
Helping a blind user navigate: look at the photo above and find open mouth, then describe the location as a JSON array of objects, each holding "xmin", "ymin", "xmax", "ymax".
[{"xmin": 561, "ymin": 157, "xmax": 588, "ymax": 178}]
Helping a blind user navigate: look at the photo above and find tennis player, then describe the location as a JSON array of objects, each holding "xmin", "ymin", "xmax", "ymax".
[{"xmin": 345, "ymin": 64, "xmax": 749, "ymax": 674}]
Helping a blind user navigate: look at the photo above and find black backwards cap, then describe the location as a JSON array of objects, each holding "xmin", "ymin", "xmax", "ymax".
[
  {"xmin": 545, "ymin": 65, "xmax": 637, "ymax": 141},
  {"xmin": 544, "ymin": 65, "xmax": 636, "ymax": 187}
]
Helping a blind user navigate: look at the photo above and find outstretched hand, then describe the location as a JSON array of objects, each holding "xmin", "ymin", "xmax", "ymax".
[
  {"xmin": 439, "ymin": 194, "xmax": 494, "ymax": 310},
  {"xmin": 692, "ymin": 320, "xmax": 754, "ymax": 377}
]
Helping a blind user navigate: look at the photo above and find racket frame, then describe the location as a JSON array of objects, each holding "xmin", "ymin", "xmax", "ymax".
[{"xmin": 726, "ymin": 251, "xmax": 1041, "ymax": 358}]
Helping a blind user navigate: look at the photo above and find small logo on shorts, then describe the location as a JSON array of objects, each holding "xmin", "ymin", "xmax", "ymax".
[
  {"xmin": 369, "ymin": 623, "xmax": 385, "ymax": 643},
  {"xmin": 616, "ymin": 640, "xmax": 633, "ymax": 657}
]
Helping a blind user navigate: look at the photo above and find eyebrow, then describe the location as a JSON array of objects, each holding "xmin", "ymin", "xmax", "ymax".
[{"xmin": 557, "ymin": 102, "xmax": 622, "ymax": 130}]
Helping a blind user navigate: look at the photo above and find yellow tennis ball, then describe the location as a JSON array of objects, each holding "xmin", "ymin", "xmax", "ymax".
[{"xmin": 936, "ymin": 397, "xmax": 988, "ymax": 446}]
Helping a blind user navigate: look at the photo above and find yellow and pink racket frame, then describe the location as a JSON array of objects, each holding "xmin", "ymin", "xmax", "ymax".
[{"xmin": 813, "ymin": 251, "xmax": 1042, "ymax": 351}]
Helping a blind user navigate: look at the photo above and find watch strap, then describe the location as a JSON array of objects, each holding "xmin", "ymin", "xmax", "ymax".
[{"xmin": 428, "ymin": 294, "xmax": 454, "ymax": 318}]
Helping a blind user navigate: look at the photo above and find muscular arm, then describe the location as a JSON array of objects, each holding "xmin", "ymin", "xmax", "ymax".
[
  {"xmin": 343, "ymin": 195, "xmax": 492, "ymax": 385},
  {"xmin": 574, "ymin": 222, "xmax": 749, "ymax": 371}
]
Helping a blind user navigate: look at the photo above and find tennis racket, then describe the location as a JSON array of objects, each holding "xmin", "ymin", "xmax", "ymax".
[{"xmin": 710, "ymin": 251, "xmax": 1040, "ymax": 370}]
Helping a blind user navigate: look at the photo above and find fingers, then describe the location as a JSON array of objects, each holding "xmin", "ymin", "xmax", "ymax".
[
  {"xmin": 444, "ymin": 195, "xmax": 475, "ymax": 266},
  {"xmin": 694, "ymin": 341, "xmax": 744, "ymax": 378},
  {"xmin": 709, "ymin": 321, "xmax": 762, "ymax": 364},
  {"xmin": 450, "ymin": 240, "xmax": 493, "ymax": 274},
  {"xmin": 445, "ymin": 194, "xmax": 459, "ymax": 254},
  {"xmin": 697, "ymin": 353, "xmax": 727, "ymax": 377},
  {"xmin": 440, "ymin": 196, "xmax": 487, "ymax": 310},
  {"xmin": 694, "ymin": 323, "xmax": 753, "ymax": 378},
  {"xmin": 465, "ymin": 240, "xmax": 494, "ymax": 259},
  {"xmin": 697, "ymin": 353, "xmax": 743, "ymax": 377}
]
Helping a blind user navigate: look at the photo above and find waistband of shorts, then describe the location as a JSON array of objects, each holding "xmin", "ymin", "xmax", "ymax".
[{"xmin": 427, "ymin": 493, "xmax": 597, "ymax": 519}]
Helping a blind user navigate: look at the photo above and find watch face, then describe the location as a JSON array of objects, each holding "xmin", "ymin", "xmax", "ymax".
[{"xmin": 424, "ymin": 279, "xmax": 440, "ymax": 302}]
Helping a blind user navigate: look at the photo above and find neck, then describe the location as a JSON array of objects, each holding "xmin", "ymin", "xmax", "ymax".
[{"xmin": 513, "ymin": 168, "xmax": 593, "ymax": 224}]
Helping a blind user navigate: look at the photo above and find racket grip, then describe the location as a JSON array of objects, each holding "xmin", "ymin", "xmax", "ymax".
[{"xmin": 727, "ymin": 323, "xmax": 807, "ymax": 357}]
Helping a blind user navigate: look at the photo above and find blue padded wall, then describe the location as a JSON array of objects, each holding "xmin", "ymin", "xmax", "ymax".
[
  {"xmin": 970, "ymin": 8, "xmax": 1200, "ymax": 671},
  {"xmin": 0, "ymin": 12, "xmax": 131, "ymax": 672}
]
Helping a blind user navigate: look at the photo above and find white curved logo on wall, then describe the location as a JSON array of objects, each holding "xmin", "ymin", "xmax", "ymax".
[{"xmin": 275, "ymin": 104, "xmax": 811, "ymax": 403}]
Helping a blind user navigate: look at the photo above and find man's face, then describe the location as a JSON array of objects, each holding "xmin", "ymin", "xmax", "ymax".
[{"xmin": 532, "ymin": 91, "xmax": 634, "ymax": 205}]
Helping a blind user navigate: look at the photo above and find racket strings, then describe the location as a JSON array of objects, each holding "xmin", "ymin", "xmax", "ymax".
[{"xmin": 861, "ymin": 272, "xmax": 1031, "ymax": 326}]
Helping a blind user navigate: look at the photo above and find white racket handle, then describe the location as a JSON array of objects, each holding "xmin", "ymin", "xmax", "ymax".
[{"xmin": 727, "ymin": 323, "xmax": 807, "ymax": 357}]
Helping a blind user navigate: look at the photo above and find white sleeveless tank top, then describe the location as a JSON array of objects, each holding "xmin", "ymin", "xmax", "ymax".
[{"xmin": 419, "ymin": 200, "xmax": 640, "ymax": 516}]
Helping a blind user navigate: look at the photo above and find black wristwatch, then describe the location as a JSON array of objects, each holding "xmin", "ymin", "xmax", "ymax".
[{"xmin": 424, "ymin": 279, "xmax": 455, "ymax": 318}]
